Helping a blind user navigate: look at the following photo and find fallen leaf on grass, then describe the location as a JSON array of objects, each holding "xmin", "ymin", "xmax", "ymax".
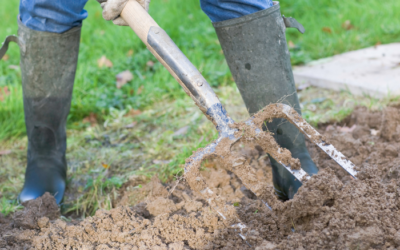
[
  {"xmin": 0, "ymin": 86, "xmax": 10, "ymax": 102},
  {"xmin": 341, "ymin": 20, "xmax": 354, "ymax": 30},
  {"xmin": 146, "ymin": 60, "xmax": 154, "ymax": 67},
  {"xmin": 125, "ymin": 109, "xmax": 142, "ymax": 117},
  {"xmin": 0, "ymin": 150, "xmax": 12, "ymax": 156},
  {"xmin": 2, "ymin": 54, "xmax": 9, "ymax": 61},
  {"xmin": 97, "ymin": 55, "xmax": 113, "ymax": 68},
  {"xmin": 116, "ymin": 70, "xmax": 133, "ymax": 89},
  {"xmin": 127, "ymin": 49, "xmax": 134, "ymax": 57},
  {"xmin": 137, "ymin": 85, "xmax": 144, "ymax": 95},
  {"xmin": 322, "ymin": 27, "xmax": 332, "ymax": 34},
  {"xmin": 83, "ymin": 113, "xmax": 98, "ymax": 126}
]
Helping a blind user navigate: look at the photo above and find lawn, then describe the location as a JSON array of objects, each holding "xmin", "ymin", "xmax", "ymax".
[
  {"xmin": 1, "ymin": 0, "xmax": 400, "ymax": 139},
  {"xmin": 1, "ymin": 0, "xmax": 400, "ymax": 216}
]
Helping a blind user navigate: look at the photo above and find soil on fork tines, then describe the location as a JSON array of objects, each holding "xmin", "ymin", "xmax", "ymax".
[{"xmin": 1, "ymin": 106, "xmax": 400, "ymax": 250}]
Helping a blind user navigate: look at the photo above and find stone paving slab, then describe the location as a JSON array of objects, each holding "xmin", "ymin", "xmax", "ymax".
[{"xmin": 293, "ymin": 43, "xmax": 400, "ymax": 98}]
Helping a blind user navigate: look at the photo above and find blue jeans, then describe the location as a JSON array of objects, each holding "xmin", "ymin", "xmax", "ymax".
[
  {"xmin": 201, "ymin": 0, "xmax": 273, "ymax": 22},
  {"xmin": 19, "ymin": 0, "xmax": 273, "ymax": 33},
  {"xmin": 19, "ymin": 0, "xmax": 89, "ymax": 33}
]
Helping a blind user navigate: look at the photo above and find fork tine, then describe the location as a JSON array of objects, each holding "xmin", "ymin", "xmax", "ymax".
[{"xmin": 251, "ymin": 104, "xmax": 358, "ymax": 178}]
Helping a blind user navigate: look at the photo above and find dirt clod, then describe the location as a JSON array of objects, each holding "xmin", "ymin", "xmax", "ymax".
[
  {"xmin": 147, "ymin": 197, "xmax": 177, "ymax": 216},
  {"xmin": 37, "ymin": 217, "xmax": 50, "ymax": 229},
  {"xmin": 13, "ymin": 192, "xmax": 60, "ymax": 229}
]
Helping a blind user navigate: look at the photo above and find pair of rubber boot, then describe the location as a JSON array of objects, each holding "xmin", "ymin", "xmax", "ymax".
[{"xmin": 2, "ymin": 3, "xmax": 317, "ymax": 204}]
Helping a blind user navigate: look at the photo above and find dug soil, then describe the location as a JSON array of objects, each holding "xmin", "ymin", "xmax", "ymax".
[{"xmin": 1, "ymin": 106, "xmax": 400, "ymax": 249}]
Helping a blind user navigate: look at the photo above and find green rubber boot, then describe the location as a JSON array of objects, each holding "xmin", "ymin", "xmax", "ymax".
[
  {"xmin": 16, "ymin": 20, "xmax": 81, "ymax": 204},
  {"xmin": 213, "ymin": 3, "xmax": 318, "ymax": 200}
]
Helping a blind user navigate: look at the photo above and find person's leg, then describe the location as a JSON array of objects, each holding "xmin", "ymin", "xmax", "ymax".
[
  {"xmin": 18, "ymin": 0, "xmax": 88, "ymax": 204},
  {"xmin": 201, "ymin": 0, "xmax": 319, "ymax": 200},
  {"xmin": 200, "ymin": 0, "xmax": 273, "ymax": 22},
  {"xmin": 19, "ymin": 0, "xmax": 88, "ymax": 33}
]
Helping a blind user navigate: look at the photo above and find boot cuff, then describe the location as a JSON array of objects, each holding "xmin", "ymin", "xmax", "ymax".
[
  {"xmin": 213, "ymin": 1, "xmax": 280, "ymax": 28},
  {"xmin": 18, "ymin": 16, "xmax": 81, "ymax": 38}
]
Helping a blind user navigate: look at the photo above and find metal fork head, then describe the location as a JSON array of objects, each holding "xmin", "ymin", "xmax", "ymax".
[
  {"xmin": 184, "ymin": 103, "xmax": 358, "ymax": 205},
  {"xmin": 183, "ymin": 102, "xmax": 359, "ymax": 241}
]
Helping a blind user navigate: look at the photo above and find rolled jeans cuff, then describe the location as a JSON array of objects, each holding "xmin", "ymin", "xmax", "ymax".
[
  {"xmin": 19, "ymin": 0, "xmax": 88, "ymax": 33},
  {"xmin": 200, "ymin": 0, "xmax": 274, "ymax": 22}
]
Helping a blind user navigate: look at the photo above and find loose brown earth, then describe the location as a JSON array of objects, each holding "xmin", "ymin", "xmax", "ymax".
[{"xmin": 1, "ymin": 106, "xmax": 400, "ymax": 249}]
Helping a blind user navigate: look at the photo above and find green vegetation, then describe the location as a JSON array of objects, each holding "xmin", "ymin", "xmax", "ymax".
[
  {"xmin": 1, "ymin": 0, "xmax": 400, "ymax": 139},
  {"xmin": 1, "ymin": 196, "xmax": 23, "ymax": 216},
  {"xmin": 1, "ymin": 0, "xmax": 400, "ymax": 216},
  {"xmin": 298, "ymin": 88, "xmax": 400, "ymax": 127},
  {"xmin": 283, "ymin": 0, "xmax": 400, "ymax": 64},
  {"xmin": 65, "ymin": 167, "xmax": 124, "ymax": 215}
]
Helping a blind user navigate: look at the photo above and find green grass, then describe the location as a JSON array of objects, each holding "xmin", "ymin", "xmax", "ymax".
[
  {"xmin": 281, "ymin": 0, "xmax": 400, "ymax": 64},
  {"xmin": 65, "ymin": 167, "xmax": 124, "ymax": 215},
  {"xmin": 1, "ymin": 196, "xmax": 23, "ymax": 216},
  {"xmin": 1, "ymin": 0, "xmax": 400, "ymax": 139},
  {"xmin": 0, "ymin": 86, "xmax": 25, "ymax": 138},
  {"xmin": 298, "ymin": 87, "xmax": 400, "ymax": 127},
  {"xmin": 1, "ymin": 0, "xmax": 400, "ymax": 216}
]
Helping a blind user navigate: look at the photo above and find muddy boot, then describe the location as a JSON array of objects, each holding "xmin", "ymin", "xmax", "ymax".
[
  {"xmin": 213, "ymin": 3, "xmax": 318, "ymax": 200},
  {"xmin": 17, "ymin": 20, "xmax": 81, "ymax": 204}
]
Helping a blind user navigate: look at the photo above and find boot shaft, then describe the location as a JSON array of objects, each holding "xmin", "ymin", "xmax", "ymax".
[
  {"xmin": 214, "ymin": 3, "xmax": 319, "ymax": 200},
  {"xmin": 213, "ymin": 2, "xmax": 300, "ymax": 115},
  {"xmin": 18, "ymin": 20, "xmax": 81, "ymax": 157},
  {"xmin": 213, "ymin": 2, "xmax": 308, "ymax": 149}
]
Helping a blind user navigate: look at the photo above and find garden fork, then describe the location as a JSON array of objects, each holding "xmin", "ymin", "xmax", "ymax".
[{"xmin": 120, "ymin": 0, "xmax": 358, "ymax": 240}]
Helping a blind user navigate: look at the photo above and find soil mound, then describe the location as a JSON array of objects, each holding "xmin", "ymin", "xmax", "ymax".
[
  {"xmin": 1, "ymin": 106, "xmax": 400, "ymax": 249},
  {"xmin": 0, "ymin": 192, "xmax": 60, "ymax": 249},
  {"xmin": 13, "ymin": 192, "xmax": 60, "ymax": 230}
]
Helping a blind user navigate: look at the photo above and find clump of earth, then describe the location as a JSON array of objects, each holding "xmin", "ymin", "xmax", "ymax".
[{"xmin": 1, "ymin": 106, "xmax": 400, "ymax": 249}]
